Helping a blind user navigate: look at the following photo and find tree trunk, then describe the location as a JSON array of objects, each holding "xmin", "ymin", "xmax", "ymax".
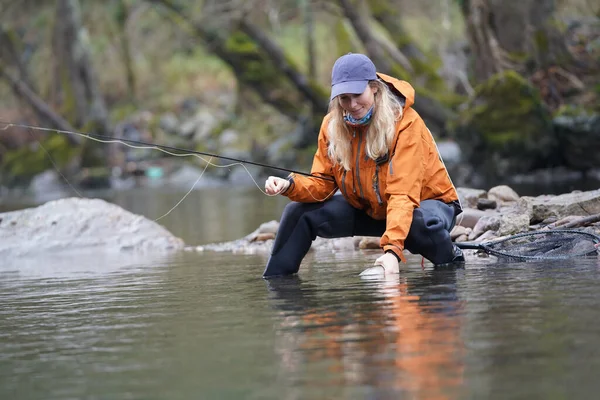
[
  {"xmin": 300, "ymin": 0, "xmax": 317, "ymax": 81},
  {"xmin": 0, "ymin": 61, "xmax": 81, "ymax": 145},
  {"xmin": 338, "ymin": 0, "xmax": 393, "ymax": 72},
  {"xmin": 368, "ymin": 0, "xmax": 426, "ymax": 63},
  {"xmin": 53, "ymin": 0, "xmax": 112, "ymax": 166},
  {"xmin": 239, "ymin": 19, "xmax": 329, "ymax": 113},
  {"xmin": 153, "ymin": 0, "xmax": 328, "ymax": 119},
  {"xmin": 463, "ymin": 0, "xmax": 574, "ymax": 83},
  {"xmin": 339, "ymin": 0, "xmax": 454, "ymax": 134},
  {"xmin": 462, "ymin": 0, "xmax": 513, "ymax": 82},
  {"xmin": 0, "ymin": 24, "xmax": 33, "ymax": 89},
  {"xmin": 115, "ymin": 0, "xmax": 137, "ymax": 104},
  {"xmin": 151, "ymin": 0, "xmax": 332, "ymax": 146}
]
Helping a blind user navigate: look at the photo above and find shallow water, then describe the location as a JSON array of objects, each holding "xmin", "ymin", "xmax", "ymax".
[{"xmin": 2, "ymin": 187, "xmax": 600, "ymax": 399}]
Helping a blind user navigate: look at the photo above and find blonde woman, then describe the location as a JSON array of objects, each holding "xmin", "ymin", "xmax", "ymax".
[{"xmin": 264, "ymin": 53, "xmax": 463, "ymax": 277}]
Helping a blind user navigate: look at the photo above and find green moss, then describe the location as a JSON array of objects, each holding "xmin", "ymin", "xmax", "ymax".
[
  {"xmin": 334, "ymin": 20, "xmax": 355, "ymax": 55},
  {"xmin": 451, "ymin": 70, "xmax": 555, "ymax": 176},
  {"xmin": 1, "ymin": 134, "xmax": 79, "ymax": 186}
]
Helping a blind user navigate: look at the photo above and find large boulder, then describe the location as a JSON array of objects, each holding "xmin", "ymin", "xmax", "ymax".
[
  {"xmin": 528, "ymin": 189, "xmax": 600, "ymax": 222},
  {"xmin": 553, "ymin": 111, "xmax": 600, "ymax": 172},
  {"xmin": 0, "ymin": 197, "xmax": 185, "ymax": 257},
  {"xmin": 452, "ymin": 70, "xmax": 555, "ymax": 180}
]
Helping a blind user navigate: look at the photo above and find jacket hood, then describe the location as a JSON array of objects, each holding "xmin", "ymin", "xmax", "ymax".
[{"xmin": 376, "ymin": 72, "xmax": 415, "ymax": 110}]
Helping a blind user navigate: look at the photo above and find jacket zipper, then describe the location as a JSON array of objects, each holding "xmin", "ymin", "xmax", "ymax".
[
  {"xmin": 341, "ymin": 170, "xmax": 348, "ymax": 197},
  {"xmin": 354, "ymin": 131, "xmax": 364, "ymax": 199},
  {"xmin": 373, "ymin": 165, "xmax": 383, "ymax": 206}
]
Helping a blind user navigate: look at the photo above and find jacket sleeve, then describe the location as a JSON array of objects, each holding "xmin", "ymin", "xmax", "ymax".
[
  {"xmin": 282, "ymin": 118, "xmax": 338, "ymax": 202},
  {"xmin": 380, "ymin": 116, "xmax": 427, "ymax": 262}
]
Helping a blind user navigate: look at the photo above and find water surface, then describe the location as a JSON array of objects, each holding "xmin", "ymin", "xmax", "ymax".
[{"xmin": 2, "ymin": 187, "xmax": 600, "ymax": 399}]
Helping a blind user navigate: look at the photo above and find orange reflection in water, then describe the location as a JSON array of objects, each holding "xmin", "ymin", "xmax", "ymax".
[{"xmin": 271, "ymin": 272, "xmax": 466, "ymax": 398}]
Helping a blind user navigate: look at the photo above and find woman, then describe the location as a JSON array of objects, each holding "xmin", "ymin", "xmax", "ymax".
[{"xmin": 263, "ymin": 53, "xmax": 463, "ymax": 277}]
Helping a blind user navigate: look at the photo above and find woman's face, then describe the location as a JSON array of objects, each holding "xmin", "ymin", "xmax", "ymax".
[{"xmin": 337, "ymin": 84, "xmax": 377, "ymax": 119}]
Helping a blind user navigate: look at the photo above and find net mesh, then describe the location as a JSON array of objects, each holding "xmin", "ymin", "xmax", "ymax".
[{"xmin": 479, "ymin": 229, "xmax": 600, "ymax": 260}]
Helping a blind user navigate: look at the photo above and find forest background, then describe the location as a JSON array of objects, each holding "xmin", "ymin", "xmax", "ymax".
[{"xmin": 0, "ymin": 0, "xmax": 598, "ymax": 195}]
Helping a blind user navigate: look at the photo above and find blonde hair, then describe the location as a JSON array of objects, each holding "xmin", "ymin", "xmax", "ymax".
[{"xmin": 327, "ymin": 80, "xmax": 404, "ymax": 171}]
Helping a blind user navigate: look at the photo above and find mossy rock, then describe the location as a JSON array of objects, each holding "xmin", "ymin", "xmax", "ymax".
[
  {"xmin": 0, "ymin": 135, "xmax": 79, "ymax": 187},
  {"xmin": 553, "ymin": 107, "xmax": 600, "ymax": 172},
  {"xmin": 451, "ymin": 71, "xmax": 555, "ymax": 180}
]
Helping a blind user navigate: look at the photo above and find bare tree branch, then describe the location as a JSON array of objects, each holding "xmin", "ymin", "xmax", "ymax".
[
  {"xmin": 0, "ymin": 62, "xmax": 81, "ymax": 145},
  {"xmin": 239, "ymin": 18, "xmax": 329, "ymax": 112}
]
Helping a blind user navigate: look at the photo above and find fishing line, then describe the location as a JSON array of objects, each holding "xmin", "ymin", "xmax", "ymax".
[
  {"xmin": 0, "ymin": 121, "xmax": 334, "ymax": 181},
  {"xmin": 25, "ymin": 126, "xmax": 85, "ymax": 198},
  {"xmin": 0, "ymin": 121, "xmax": 338, "ymax": 217}
]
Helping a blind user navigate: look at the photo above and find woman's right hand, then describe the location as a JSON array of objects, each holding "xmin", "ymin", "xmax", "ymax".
[{"xmin": 265, "ymin": 176, "xmax": 291, "ymax": 195}]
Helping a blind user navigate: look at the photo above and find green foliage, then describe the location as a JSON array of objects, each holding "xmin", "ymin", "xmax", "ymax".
[
  {"xmin": 1, "ymin": 135, "xmax": 79, "ymax": 186},
  {"xmin": 452, "ymin": 70, "xmax": 556, "ymax": 177}
]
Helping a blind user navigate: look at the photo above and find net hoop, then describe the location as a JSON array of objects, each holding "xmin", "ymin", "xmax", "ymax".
[{"xmin": 481, "ymin": 229, "xmax": 600, "ymax": 261}]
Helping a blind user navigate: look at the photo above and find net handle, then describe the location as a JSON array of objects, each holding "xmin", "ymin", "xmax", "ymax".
[{"xmin": 455, "ymin": 242, "xmax": 484, "ymax": 250}]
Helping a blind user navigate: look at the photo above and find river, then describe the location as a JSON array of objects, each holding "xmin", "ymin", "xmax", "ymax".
[{"xmin": 1, "ymin": 186, "xmax": 600, "ymax": 399}]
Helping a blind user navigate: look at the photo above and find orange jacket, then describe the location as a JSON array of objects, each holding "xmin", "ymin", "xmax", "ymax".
[{"xmin": 283, "ymin": 73, "xmax": 459, "ymax": 261}]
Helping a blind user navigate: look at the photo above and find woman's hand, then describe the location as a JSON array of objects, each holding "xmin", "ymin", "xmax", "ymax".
[
  {"xmin": 265, "ymin": 176, "xmax": 291, "ymax": 195},
  {"xmin": 374, "ymin": 252, "xmax": 400, "ymax": 274},
  {"xmin": 359, "ymin": 252, "xmax": 400, "ymax": 277}
]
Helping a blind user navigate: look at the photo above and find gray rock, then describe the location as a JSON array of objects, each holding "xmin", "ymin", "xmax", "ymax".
[
  {"xmin": 219, "ymin": 129, "xmax": 240, "ymax": 148},
  {"xmin": 0, "ymin": 198, "xmax": 185, "ymax": 258},
  {"xmin": 456, "ymin": 208, "xmax": 489, "ymax": 229},
  {"xmin": 477, "ymin": 198, "xmax": 497, "ymax": 210},
  {"xmin": 470, "ymin": 215, "xmax": 502, "ymax": 240},
  {"xmin": 498, "ymin": 211, "xmax": 531, "ymax": 236},
  {"xmin": 456, "ymin": 187, "xmax": 487, "ymax": 208},
  {"xmin": 530, "ymin": 189, "xmax": 600, "ymax": 222},
  {"xmin": 159, "ymin": 112, "xmax": 179, "ymax": 134},
  {"xmin": 436, "ymin": 140, "xmax": 462, "ymax": 166},
  {"xmin": 488, "ymin": 185, "xmax": 520, "ymax": 203}
]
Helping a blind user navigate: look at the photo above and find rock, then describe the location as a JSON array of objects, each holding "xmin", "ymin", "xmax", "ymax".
[
  {"xmin": 450, "ymin": 225, "xmax": 469, "ymax": 240},
  {"xmin": 250, "ymin": 233, "xmax": 275, "ymax": 242},
  {"xmin": 553, "ymin": 112, "xmax": 600, "ymax": 172},
  {"xmin": 228, "ymin": 164, "xmax": 262, "ymax": 186},
  {"xmin": 29, "ymin": 170, "xmax": 70, "ymax": 203},
  {"xmin": 456, "ymin": 208, "xmax": 490, "ymax": 228},
  {"xmin": 0, "ymin": 198, "xmax": 185, "ymax": 258},
  {"xmin": 159, "ymin": 112, "xmax": 179, "ymax": 134},
  {"xmin": 477, "ymin": 198, "xmax": 497, "ymax": 210},
  {"xmin": 436, "ymin": 140, "xmax": 462, "ymax": 166},
  {"xmin": 530, "ymin": 188, "xmax": 600, "ymax": 222},
  {"xmin": 457, "ymin": 187, "xmax": 487, "ymax": 208},
  {"xmin": 358, "ymin": 236, "xmax": 381, "ymax": 249},
  {"xmin": 452, "ymin": 70, "xmax": 555, "ymax": 181},
  {"xmin": 165, "ymin": 164, "xmax": 224, "ymax": 189},
  {"xmin": 455, "ymin": 234, "xmax": 469, "ymax": 242},
  {"xmin": 257, "ymin": 220, "xmax": 280, "ymax": 235},
  {"xmin": 471, "ymin": 215, "xmax": 502, "ymax": 240},
  {"xmin": 488, "ymin": 185, "xmax": 520, "ymax": 203},
  {"xmin": 219, "ymin": 129, "xmax": 240, "ymax": 148},
  {"xmin": 498, "ymin": 211, "xmax": 531, "ymax": 236},
  {"xmin": 475, "ymin": 230, "xmax": 498, "ymax": 243}
]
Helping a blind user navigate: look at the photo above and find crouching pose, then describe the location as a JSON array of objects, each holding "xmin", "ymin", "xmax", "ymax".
[{"xmin": 263, "ymin": 53, "xmax": 463, "ymax": 277}]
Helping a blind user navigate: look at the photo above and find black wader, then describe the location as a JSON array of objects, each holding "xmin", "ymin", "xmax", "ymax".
[{"xmin": 263, "ymin": 194, "xmax": 460, "ymax": 277}]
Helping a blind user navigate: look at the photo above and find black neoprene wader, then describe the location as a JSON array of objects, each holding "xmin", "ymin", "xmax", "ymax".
[{"xmin": 262, "ymin": 194, "xmax": 461, "ymax": 277}]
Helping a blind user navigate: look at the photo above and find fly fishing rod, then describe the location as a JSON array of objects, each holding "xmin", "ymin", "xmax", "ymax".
[{"xmin": 0, "ymin": 121, "xmax": 335, "ymax": 182}]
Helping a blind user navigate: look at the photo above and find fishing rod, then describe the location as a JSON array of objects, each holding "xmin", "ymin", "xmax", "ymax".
[{"xmin": 0, "ymin": 121, "xmax": 335, "ymax": 182}]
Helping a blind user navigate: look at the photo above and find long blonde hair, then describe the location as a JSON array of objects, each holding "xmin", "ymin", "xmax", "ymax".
[{"xmin": 327, "ymin": 80, "xmax": 404, "ymax": 171}]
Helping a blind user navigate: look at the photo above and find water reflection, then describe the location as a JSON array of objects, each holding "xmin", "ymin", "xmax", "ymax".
[{"xmin": 265, "ymin": 266, "xmax": 467, "ymax": 398}]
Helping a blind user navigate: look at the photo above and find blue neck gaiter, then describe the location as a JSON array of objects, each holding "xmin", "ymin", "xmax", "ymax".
[{"xmin": 344, "ymin": 106, "xmax": 374, "ymax": 127}]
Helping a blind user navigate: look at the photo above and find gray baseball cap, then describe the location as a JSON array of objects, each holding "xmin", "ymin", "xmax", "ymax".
[{"xmin": 330, "ymin": 53, "xmax": 377, "ymax": 101}]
